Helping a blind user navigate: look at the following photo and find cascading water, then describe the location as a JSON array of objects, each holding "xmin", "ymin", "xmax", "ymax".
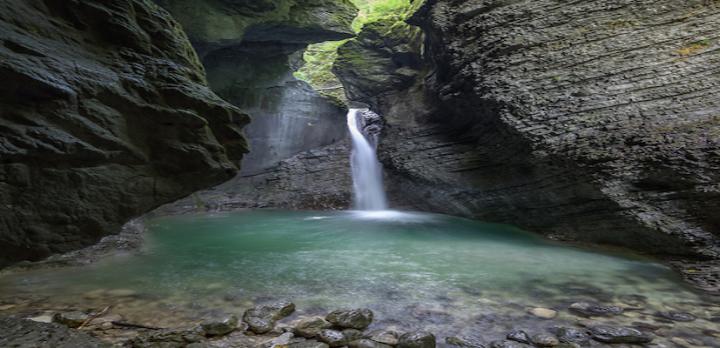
[{"xmin": 347, "ymin": 108, "xmax": 388, "ymax": 211}]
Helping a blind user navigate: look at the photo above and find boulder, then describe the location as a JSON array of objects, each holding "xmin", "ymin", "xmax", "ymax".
[
  {"xmin": 531, "ymin": 333, "xmax": 559, "ymax": 347},
  {"xmin": 243, "ymin": 301, "xmax": 295, "ymax": 334},
  {"xmin": 326, "ymin": 308, "xmax": 374, "ymax": 330},
  {"xmin": 398, "ymin": 331, "xmax": 435, "ymax": 348},
  {"xmin": 568, "ymin": 302, "xmax": 623, "ymax": 317},
  {"xmin": 318, "ymin": 329, "xmax": 348, "ymax": 347},
  {"xmin": 201, "ymin": 314, "xmax": 238, "ymax": 336},
  {"xmin": 506, "ymin": 330, "xmax": 529, "ymax": 344},
  {"xmin": 589, "ymin": 326, "xmax": 652, "ymax": 344},
  {"xmin": 295, "ymin": 316, "xmax": 333, "ymax": 338}
]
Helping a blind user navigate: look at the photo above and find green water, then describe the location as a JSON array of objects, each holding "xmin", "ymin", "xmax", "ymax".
[{"xmin": 1, "ymin": 210, "xmax": 716, "ymax": 340}]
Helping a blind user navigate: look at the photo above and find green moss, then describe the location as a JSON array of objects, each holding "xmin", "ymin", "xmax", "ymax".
[{"xmin": 295, "ymin": 0, "xmax": 423, "ymax": 102}]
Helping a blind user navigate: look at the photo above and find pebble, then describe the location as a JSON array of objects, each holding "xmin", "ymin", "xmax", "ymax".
[
  {"xmin": 53, "ymin": 311, "xmax": 89, "ymax": 328},
  {"xmin": 655, "ymin": 311, "xmax": 696, "ymax": 322},
  {"xmin": 27, "ymin": 314, "xmax": 54, "ymax": 323},
  {"xmin": 529, "ymin": 307, "xmax": 557, "ymax": 319},
  {"xmin": 319, "ymin": 329, "xmax": 347, "ymax": 347},
  {"xmin": 489, "ymin": 340, "xmax": 524, "ymax": 348},
  {"xmin": 568, "ymin": 302, "xmax": 623, "ymax": 317},
  {"xmin": 506, "ymin": 329, "xmax": 529, "ymax": 343},
  {"xmin": 590, "ymin": 325, "xmax": 652, "ymax": 344},
  {"xmin": 531, "ymin": 333, "xmax": 559, "ymax": 347},
  {"xmin": 349, "ymin": 338, "xmax": 393, "ymax": 348}
]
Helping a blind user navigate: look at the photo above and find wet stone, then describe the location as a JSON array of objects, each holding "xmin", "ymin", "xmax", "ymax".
[
  {"xmin": 53, "ymin": 311, "xmax": 89, "ymax": 328},
  {"xmin": 445, "ymin": 336, "xmax": 485, "ymax": 348},
  {"xmin": 366, "ymin": 329, "xmax": 399, "ymax": 345},
  {"xmin": 319, "ymin": 329, "xmax": 347, "ymax": 347},
  {"xmin": 343, "ymin": 329, "xmax": 363, "ymax": 342},
  {"xmin": 531, "ymin": 333, "xmax": 559, "ymax": 347},
  {"xmin": 506, "ymin": 329, "xmax": 529, "ymax": 344},
  {"xmin": 263, "ymin": 332, "xmax": 294, "ymax": 348},
  {"xmin": 290, "ymin": 340, "xmax": 330, "ymax": 348},
  {"xmin": 398, "ymin": 331, "xmax": 436, "ymax": 348},
  {"xmin": 489, "ymin": 340, "xmax": 524, "ymax": 348},
  {"xmin": 326, "ymin": 308, "xmax": 374, "ymax": 330},
  {"xmin": 589, "ymin": 326, "xmax": 652, "ymax": 344},
  {"xmin": 655, "ymin": 311, "xmax": 696, "ymax": 322},
  {"xmin": 200, "ymin": 314, "xmax": 238, "ymax": 336},
  {"xmin": 244, "ymin": 301, "xmax": 295, "ymax": 334},
  {"xmin": 295, "ymin": 316, "xmax": 333, "ymax": 338},
  {"xmin": 350, "ymin": 339, "xmax": 394, "ymax": 348},
  {"xmin": 528, "ymin": 307, "xmax": 557, "ymax": 319},
  {"xmin": 568, "ymin": 302, "xmax": 623, "ymax": 317},
  {"xmin": 554, "ymin": 327, "xmax": 590, "ymax": 345}
]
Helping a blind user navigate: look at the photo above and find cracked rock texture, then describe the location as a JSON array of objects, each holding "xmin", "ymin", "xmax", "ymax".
[
  {"xmin": 337, "ymin": 0, "xmax": 720, "ymax": 261},
  {"xmin": 0, "ymin": 0, "xmax": 248, "ymax": 266},
  {"xmin": 0, "ymin": 316, "xmax": 108, "ymax": 347},
  {"xmin": 157, "ymin": 0, "xmax": 356, "ymax": 174},
  {"xmin": 158, "ymin": 141, "xmax": 352, "ymax": 213}
]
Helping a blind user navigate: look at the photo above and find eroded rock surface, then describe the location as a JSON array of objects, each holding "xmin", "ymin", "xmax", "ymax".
[
  {"xmin": 0, "ymin": 0, "xmax": 248, "ymax": 267},
  {"xmin": 0, "ymin": 316, "xmax": 108, "ymax": 347},
  {"xmin": 335, "ymin": 0, "xmax": 720, "ymax": 271},
  {"xmin": 157, "ymin": 0, "xmax": 356, "ymax": 174}
]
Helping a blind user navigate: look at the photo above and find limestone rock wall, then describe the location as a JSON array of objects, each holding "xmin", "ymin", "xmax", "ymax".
[
  {"xmin": 157, "ymin": 0, "xmax": 357, "ymax": 174},
  {"xmin": 0, "ymin": 0, "xmax": 248, "ymax": 266},
  {"xmin": 336, "ymin": 0, "xmax": 720, "ymax": 259}
]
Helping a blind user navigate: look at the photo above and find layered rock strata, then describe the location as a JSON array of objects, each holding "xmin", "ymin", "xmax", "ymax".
[{"xmin": 0, "ymin": 0, "xmax": 248, "ymax": 266}]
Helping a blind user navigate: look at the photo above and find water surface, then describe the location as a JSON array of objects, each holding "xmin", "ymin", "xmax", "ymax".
[{"xmin": 0, "ymin": 210, "xmax": 717, "ymax": 344}]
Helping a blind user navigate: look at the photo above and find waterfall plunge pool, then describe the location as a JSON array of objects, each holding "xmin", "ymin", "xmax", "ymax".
[{"xmin": 0, "ymin": 210, "xmax": 718, "ymax": 345}]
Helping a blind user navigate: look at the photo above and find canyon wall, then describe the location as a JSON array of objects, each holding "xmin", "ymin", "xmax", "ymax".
[
  {"xmin": 0, "ymin": 0, "xmax": 248, "ymax": 266},
  {"xmin": 335, "ymin": 0, "xmax": 720, "ymax": 260},
  {"xmin": 156, "ymin": 0, "xmax": 356, "ymax": 174}
]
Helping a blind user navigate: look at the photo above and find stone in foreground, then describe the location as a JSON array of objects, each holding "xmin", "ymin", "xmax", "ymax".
[
  {"xmin": 489, "ymin": 340, "xmax": 523, "ymax": 348},
  {"xmin": 295, "ymin": 316, "xmax": 333, "ymax": 338},
  {"xmin": 398, "ymin": 331, "xmax": 436, "ymax": 348},
  {"xmin": 568, "ymin": 302, "xmax": 623, "ymax": 317},
  {"xmin": 201, "ymin": 314, "xmax": 239, "ymax": 336},
  {"xmin": 243, "ymin": 301, "xmax": 295, "ymax": 334},
  {"xmin": 349, "ymin": 339, "xmax": 394, "ymax": 348},
  {"xmin": 590, "ymin": 326, "xmax": 652, "ymax": 344},
  {"xmin": 554, "ymin": 327, "xmax": 590, "ymax": 345},
  {"xmin": 655, "ymin": 311, "xmax": 696, "ymax": 322},
  {"xmin": 319, "ymin": 329, "xmax": 348, "ymax": 347},
  {"xmin": 52, "ymin": 311, "xmax": 89, "ymax": 328},
  {"xmin": 506, "ymin": 329, "xmax": 530, "ymax": 343},
  {"xmin": 367, "ymin": 329, "xmax": 400, "ymax": 345},
  {"xmin": 531, "ymin": 333, "xmax": 559, "ymax": 347},
  {"xmin": 326, "ymin": 308, "xmax": 374, "ymax": 330},
  {"xmin": 528, "ymin": 307, "xmax": 557, "ymax": 319}
]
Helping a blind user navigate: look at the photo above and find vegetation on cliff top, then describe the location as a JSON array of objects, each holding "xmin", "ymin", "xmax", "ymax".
[{"xmin": 294, "ymin": 0, "xmax": 422, "ymax": 102}]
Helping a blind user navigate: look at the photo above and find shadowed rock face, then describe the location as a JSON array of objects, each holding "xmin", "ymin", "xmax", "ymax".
[
  {"xmin": 0, "ymin": 0, "xmax": 249, "ymax": 266},
  {"xmin": 156, "ymin": 0, "xmax": 356, "ymax": 174},
  {"xmin": 335, "ymin": 0, "xmax": 720, "ymax": 259}
]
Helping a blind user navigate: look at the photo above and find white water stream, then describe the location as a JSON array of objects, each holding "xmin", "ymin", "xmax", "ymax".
[{"xmin": 347, "ymin": 108, "xmax": 388, "ymax": 210}]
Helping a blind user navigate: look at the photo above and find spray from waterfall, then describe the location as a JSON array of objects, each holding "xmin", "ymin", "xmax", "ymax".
[{"xmin": 347, "ymin": 108, "xmax": 388, "ymax": 211}]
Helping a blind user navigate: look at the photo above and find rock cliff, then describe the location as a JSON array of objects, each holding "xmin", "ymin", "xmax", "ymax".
[
  {"xmin": 0, "ymin": 0, "xmax": 248, "ymax": 266},
  {"xmin": 156, "ymin": 0, "xmax": 357, "ymax": 173},
  {"xmin": 335, "ymin": 0, "xmax": 720, "ymax": 263}
]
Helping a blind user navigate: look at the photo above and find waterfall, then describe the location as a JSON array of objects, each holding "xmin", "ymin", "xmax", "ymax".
[{"xmin": 347, "ymin": 108, "xmax": 388, "ymax": 211}]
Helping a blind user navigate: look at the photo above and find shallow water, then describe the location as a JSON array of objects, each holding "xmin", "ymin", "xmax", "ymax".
[{"xmin": 1, "ymin": 210, "xmax": 718, "ymax": 345}]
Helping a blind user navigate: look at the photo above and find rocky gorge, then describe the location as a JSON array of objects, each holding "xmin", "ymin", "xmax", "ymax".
[{"xmin": 1, "ymin": 0, "xmax": 720, "ymax": 347}]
